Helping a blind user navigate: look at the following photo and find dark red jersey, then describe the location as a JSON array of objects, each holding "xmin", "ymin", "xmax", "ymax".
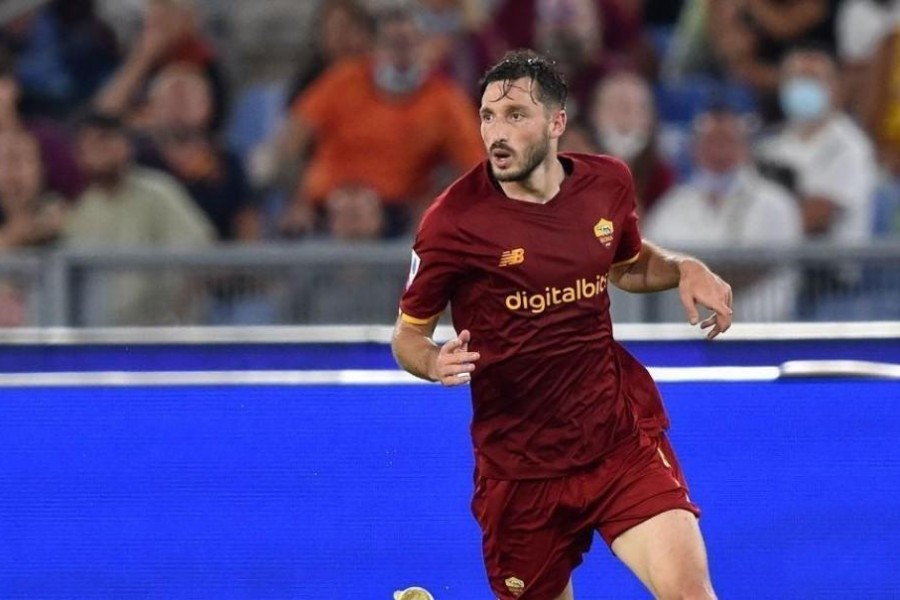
[{"xmin": 400, "ymin": 153, "xmax": 669, "ymax": 479}]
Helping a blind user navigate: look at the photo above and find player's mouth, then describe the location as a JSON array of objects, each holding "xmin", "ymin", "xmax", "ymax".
[{"xmin": 490, "ymin": 147, "xmax": 514, "ymax": 169}]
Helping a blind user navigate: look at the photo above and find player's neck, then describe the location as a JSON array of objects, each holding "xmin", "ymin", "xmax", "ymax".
[{"xmin": 499, "ymin": 156, "xmax": 566, "ymax": 204}]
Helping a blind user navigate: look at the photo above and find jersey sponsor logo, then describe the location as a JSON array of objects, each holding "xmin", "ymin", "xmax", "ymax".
[
  {"xmin": 498, "ymin": 247, "xmax": 526, "ymax": 267},
  {"xmin": 504, "ymin": 576, "xmax": 525, "ymax": 596},
  {"xmin": 406, "ymin": 250, "xmax": 421, "ymax": 289},
  {"xmin": 505, "ymin": 274, "xmax": 609, "ymax": 314},
  {"xmin": 594, "ymin": 218, "xmax": 615, "ymax": 247}
]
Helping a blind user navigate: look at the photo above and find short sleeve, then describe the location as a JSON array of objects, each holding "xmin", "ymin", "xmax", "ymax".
[
  {"xmin": 612, "ymin": 164, "xmax": 643, "ymax": 266},
  {"xmin": 398, "ymin": 208, "xmax": 465, "ymax": 323}
]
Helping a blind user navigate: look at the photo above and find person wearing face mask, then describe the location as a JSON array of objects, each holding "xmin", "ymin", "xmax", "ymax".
[
  {"xmin": 273, "ymin": 6, "xmax": 484, "ymax": 239},
  {"xmin": 644, "ymin": 107, "xmax": 803, "ymax": 321},
  {"xmin": 755, "ymin": 46, "xmax": 876, "ymax": 316},
  {"xmin": 757, "ymin": 47, "xmax": 876, "ymax": 241},
  {"xmin": 576, "ymin": 72, "xmax": 675, "ymax": 216}
]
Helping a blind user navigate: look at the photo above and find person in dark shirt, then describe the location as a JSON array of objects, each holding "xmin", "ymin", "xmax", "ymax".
[{"xmin": 392, "ymin": 50, "xmax": 732, "ymax": 600}]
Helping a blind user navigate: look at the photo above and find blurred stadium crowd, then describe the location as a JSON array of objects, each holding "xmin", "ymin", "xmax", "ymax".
[{"xmin": 0, "ymin": 0, "xmax": 897, "ymax": 326}]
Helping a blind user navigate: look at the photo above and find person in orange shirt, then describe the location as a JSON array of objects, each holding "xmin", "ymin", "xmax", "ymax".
[{"xmin": 276, "ymin": 6, "xmax": 484, "ymax": 238}]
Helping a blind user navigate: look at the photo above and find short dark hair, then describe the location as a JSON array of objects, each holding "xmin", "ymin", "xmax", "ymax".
[
  {"xmin": 478, "ymin": 49, "xmax": 567, "ymax": 110},
  {"xmin": 74, "ymin": 109, "xmax": 127, "ymax": 134}
]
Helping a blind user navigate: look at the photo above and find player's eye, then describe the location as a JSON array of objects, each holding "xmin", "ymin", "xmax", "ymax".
[
  {"xmin": 480, "ymin": 113, "xmax": 493, "ymax": 123},
  {"xmin": 510, "ymin": 112, "xmax": 525, "ymax": 122}
]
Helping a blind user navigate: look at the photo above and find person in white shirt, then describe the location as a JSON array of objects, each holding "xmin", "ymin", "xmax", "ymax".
[
  {"xmin": 645, "ymin": 108, "xmax": 803, "ymax": 321},
  {"xmin": 756, "ymin": 46, "xmax": 876, "ymax": 246},
  {"xmin": 755, "ymin": 46, "xmax": 877, "ymax": 316}
]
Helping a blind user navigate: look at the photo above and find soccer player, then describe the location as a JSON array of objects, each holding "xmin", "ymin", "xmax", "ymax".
[{"xmin": 392, "ymin": 50, "xmax": 731, "ymax": 600}]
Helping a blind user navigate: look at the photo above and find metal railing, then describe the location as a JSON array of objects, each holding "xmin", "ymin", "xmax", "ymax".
[{"xmin": 0, "ymin": 241, "xmax": 898, "ymax": 327}]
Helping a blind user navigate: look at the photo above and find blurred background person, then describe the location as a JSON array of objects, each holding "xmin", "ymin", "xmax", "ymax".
[
  {"xmin": 0, "ymin": 0, "xmax": 119, "ymax": 121},
  {"xmin": 563, "ymin": 71, "xmax": 676, "ymax": 216},
  {"xmin": 0, "ymin": 49, "xmax": 84, "ymax": 199},
  {"xmin": 304, "ymin": 182, "xmax": 403, "ymax": 323},
  {"xmin": 64, "ymin": 110, "xmax": 213, "ymax": 326},
  {"xmin": 272, "ymin": 6, "xmax": 483, "ymax": 240},
  {"xmin": 477, "ymin": 0, "xmax": 647, "ymax": 118},
  {"xmin": 755, "ymin": 46, "xmax": 876, "ymax": 316},
  {"xmin": 644, "ymin": 106, "xmax": 803, "ymax": 321},
  {"xmin": 717, "ymin": 0, "xmax": 836, "ymax": 122},
  {"xmin": 836, "ymin": 0, "xmax": 900, "ymax": 120},
  {"xmin": 94, "ymin": 0, "xmax": 229, "ymax": 132},
  {"xmin": 414, "ymin": 0, "xmax": 491, "ymax": 93},
  {"xmin": 0, "ymin": 128, "xmax": 65, "ymax": 249},
  {"xmin": 137, "ymin": 63, "xmax": 258, "ymax": 243},
  {"xmin": 325, "ymin": 183, "xmax": 386, "ymax": 241},
  {"xmin": 0, "ymin": 128, "xmax": 62, "ymax": 326},
  {"xmin": 283, "ymin": 0, "xmax": 376, "ymax": 108}
]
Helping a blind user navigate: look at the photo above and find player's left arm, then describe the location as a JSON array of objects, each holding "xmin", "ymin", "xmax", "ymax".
[{"xmin": 609, "ymin": 240, "xmax": 734, "ymax": 339}]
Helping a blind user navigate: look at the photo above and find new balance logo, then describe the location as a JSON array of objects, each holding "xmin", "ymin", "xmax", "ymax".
[{"xmin": 499, "ymin": 248, "xmax": 525, "ymax": 267}]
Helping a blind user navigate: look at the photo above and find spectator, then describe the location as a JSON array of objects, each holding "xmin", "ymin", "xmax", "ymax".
[
  {"xmin": 275, "ymin": 6, "xmax": 484, "ymax": 238},
  {"xmin": 664, "ymin": 0, "xmax": 749, "ymax": 81},
  {"xmin": 305, "ymin": 183, "xmax": 401, "ymax": 323},
  {"xmin": 0, "ymin": 49, "xmax": 85, "ymax": 199},
  {"xmin": 0, "ymin": 128, "xmax": 62, "ymax": 326},
  {"xmin": 325, "ymin": 183, "xmax": 386, "ymax": 241},
  {"xmin": 478, "ymin": 0, "xmax": 648, "ymax": 114},
  {"xmin": 284, "ymin": 0, "xmax": 376, "ymax": 107},
  {"xmin": 137, "ymin": 63, "xmax": 259, "ymax": 242},
  {"xmin": 94, "ymin": 0, "xmax": 229, "ymax": 132},
  {"xmin": 860, "ymin": 26, "xmax": 900, "ymax": 170},
  {"xmin": 755, "ymin": 47, "xmax": 876, "ymax": 315},
  {"xmin": 0, "ymin": 129, "xmax": 65, "ymax": 249},
  {"xmin": 836, "ymin": 0, "xmax": 900, "ymax": 119},
  {"xmin": 415, "ymin": 0, "xmax": 491, "ymax": 92},
  {"xmin": 0, "ymin": 0, "xmax": 119, "ymax": 120},
  {"xmin": 64, "ymin": 110, "xmax": 214, "ymax": 326},
  {"xmin": 722, "ymin": 0, "xmax": 837, "ymax": 121},
  {"xmin": 644, "ymin": 108, "xmax": 803, "ymax": 321},
  {"xmin": 756, "ymin": 47, "xmax": 875, "ymax": 243},
  {"xmin": 563, "ymin": 71, "xmax": 676, "ymax": 215}
]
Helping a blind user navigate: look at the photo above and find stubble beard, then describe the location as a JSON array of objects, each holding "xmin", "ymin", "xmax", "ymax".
[{"xmin": 492, "ymin": 136, "xmax": 550, "ymax": 183}]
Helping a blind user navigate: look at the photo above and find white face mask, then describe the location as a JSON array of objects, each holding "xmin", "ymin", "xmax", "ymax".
[
  {"xmin": 692, "ymin": 168, "xmax": 740, "ymax": 197},
  {"xmin": 598, "ymin": 127, "xmax": 649, "ymax": 161},
  {"xmin": 374, "ymin": 63, "xmax": 425, "ymax": 96}
]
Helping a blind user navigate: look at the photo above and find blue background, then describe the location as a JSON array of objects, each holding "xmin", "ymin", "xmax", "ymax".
[{"xmin": 0, "ymin": 379, "xmax": 898, "ymax": 599}]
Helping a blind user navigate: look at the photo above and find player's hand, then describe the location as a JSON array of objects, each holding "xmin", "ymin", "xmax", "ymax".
[
  {"xmin": 678, "ymin": 260, "xmax": 733, "ymax": 340},
  {"xmin": 433, "ymin": 329, "xmax": 480, "ymax": 386}
]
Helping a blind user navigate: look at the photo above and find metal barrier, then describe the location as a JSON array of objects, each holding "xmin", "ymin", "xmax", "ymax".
[{"xmin": 1, "ymin": 241, "xmax": 898, "ymax": 326}]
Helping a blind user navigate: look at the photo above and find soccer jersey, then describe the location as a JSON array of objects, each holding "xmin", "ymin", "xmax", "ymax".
[{"xmin": 400, "ymin": 153, "xmax": 668, "ymax": 479}]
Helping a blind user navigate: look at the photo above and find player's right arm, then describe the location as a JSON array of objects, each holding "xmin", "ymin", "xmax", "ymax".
[{"xmin": 391, "ymin": 316, "xmax": 480, "ymax": 387}]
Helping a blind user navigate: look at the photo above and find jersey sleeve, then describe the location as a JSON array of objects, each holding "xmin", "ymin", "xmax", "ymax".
[
  {"xmin": 612, "ymin": 163, "xmax": 643, "ymax": 267},
  {"xmin": 398, "ymin": 206, "xmax": 465, "ymax": 324}
]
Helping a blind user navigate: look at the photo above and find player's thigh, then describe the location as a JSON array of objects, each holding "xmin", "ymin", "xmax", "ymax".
[
  {"xmin": 611, "ymin": 508, "xmax": 714, "ymax": 600},
  {"xmin": 472, "ymin": 476, "xmax": 588, "ymax": 600}
]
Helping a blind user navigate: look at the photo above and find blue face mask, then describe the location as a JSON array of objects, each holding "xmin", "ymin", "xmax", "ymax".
[{"xmin": 779, "ymin": 77, "xmax": 830, "ymax": 123}]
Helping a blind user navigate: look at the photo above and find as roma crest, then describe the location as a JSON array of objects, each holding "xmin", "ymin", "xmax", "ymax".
[{"xmin": 593, "ymin": 218, "xmax": 614, "ymax": 247}]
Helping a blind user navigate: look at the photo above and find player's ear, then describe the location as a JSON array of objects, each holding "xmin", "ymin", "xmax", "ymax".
[{"xmin": 549, "ymin": 108, "xmax": 567, "ymax": 140}]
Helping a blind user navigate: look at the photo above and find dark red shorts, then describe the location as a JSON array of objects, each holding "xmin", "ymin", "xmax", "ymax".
[{"xmin": 471, "ymin": 433, "xmax": 699, "ymax": 599}]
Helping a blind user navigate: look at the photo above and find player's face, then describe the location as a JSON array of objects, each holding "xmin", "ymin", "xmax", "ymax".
[{"xmin": 480, "ymin": 78, "xmax": 562, "ymax": 183}]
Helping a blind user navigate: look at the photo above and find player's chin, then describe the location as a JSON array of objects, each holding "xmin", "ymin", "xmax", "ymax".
[{"xmin": 491, "ymin": 163, "xmax": 522, "ymax": 182}]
